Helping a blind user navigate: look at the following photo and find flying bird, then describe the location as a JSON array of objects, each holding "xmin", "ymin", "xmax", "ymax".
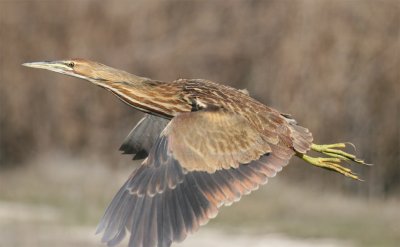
[{"xmin": 23, "ymin": 59, "xmax": 369, "ymax": 247}]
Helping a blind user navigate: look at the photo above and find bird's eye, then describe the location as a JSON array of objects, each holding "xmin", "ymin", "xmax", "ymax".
[{"xmin": 67, "ymin": 62, "xmax": 75, "ymax": 68}]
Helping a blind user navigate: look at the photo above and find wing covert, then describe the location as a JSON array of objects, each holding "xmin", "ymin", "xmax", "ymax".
[{"xmin": 165, "ymin": 108, "xmax": 272, "ymax": 172}]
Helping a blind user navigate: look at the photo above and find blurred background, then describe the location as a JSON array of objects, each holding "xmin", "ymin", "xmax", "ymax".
[{"xmin": 0, "ymin": 0, "xmax": 399, "ymax": 246}]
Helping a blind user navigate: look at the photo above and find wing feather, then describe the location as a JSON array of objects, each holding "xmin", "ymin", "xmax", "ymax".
[
  {"xmin": 166, "ymin": 109, "xmax": 272, "ymax": 172},
  {"xmin": 98, "ymin": 137, "xmax": 295, "ymax": 247},
  {"xmin": 97, "ymin": 107, "xmax": 303, "ymax": 247},
  {"xmin": 120, "ymin": 114, "xmax": 170, "ymax": 159}
]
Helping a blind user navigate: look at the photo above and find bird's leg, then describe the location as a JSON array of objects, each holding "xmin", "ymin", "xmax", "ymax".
[{"xmin": 297, "ymin": 143, "xmax": 370, "ymax": 181}]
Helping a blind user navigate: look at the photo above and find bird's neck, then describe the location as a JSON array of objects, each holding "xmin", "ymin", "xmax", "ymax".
[{"xmin": 91, "ymin": 74, "xmax": 191, "ymax": 118}]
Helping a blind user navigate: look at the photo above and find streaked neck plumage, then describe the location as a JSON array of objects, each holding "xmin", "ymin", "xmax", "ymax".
[{"xmin": 23, "ymin": 59, "xmax": 192, "ymax": 118}]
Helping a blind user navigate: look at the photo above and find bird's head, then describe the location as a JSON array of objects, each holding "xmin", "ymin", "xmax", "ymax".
[
  {"xmin": 22, "ymin": 59, "xmax": 146, "ymax": 85},
  {"xmin": 23, "ymin": 59, "xmax": 104, "ymax": 80}
]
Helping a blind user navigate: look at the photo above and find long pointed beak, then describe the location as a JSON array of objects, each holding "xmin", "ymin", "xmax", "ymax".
[{"xmin": 22, "ymin": 60, "xmax": 73, "ymax": 74}]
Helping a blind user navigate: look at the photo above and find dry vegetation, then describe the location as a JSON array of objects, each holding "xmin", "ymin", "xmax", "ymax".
[
  {"xmin": 0, "ymin": 0, "xmax": 399, "ymax": 245},
  {"xmin": 1, "ymin": 0, "xmax": 399, "ymax": 195}
]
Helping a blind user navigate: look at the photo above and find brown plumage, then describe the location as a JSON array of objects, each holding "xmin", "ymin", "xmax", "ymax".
[{"xmin": 22, "ymin": 59, "xmax": 368, "ymax": 247}]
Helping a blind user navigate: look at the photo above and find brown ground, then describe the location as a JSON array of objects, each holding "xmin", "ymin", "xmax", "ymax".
[
  {"xmin": 0, "ymin": 154, "xmax": 399, "ymax": 247},
  {"xmin": 0, "ymin": 201, "xmax": 352, "ymax": 247}
]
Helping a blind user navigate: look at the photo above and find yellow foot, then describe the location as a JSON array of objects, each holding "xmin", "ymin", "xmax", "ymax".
[
  {"xmin": 300, "ymin": 154, "xmax": 362, "ymax": 181},
  {"xmin": 310, "ymin": 143, "xmax": 371, "ymax": 166},
  {"xmin": 297, "ymin": 143, "xmax": 370, "ymax": 181}
]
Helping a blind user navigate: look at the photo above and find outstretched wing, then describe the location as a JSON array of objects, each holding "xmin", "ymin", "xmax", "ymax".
[
  {"xmin": 120, "ymin": 114, "xmax": 170, "ymax": 160},
  {"xmin": 97, "ymin": 108, "xmax": 296, "ymax": 247}
]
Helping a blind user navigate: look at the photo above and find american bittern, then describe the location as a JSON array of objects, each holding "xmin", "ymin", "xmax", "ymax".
[{"xmin": 23, "ymin": 59, "xmax": 369, "ymax": 247}]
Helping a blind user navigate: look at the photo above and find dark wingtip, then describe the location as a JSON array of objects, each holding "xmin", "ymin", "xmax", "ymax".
[
  {"xmin": 119, "ymin": 144, "xmax": 148, "ymax": 160},
  {"xmin": 132, "ymin": 150, "xmax": 149, "ymax": 160},
  {"xmin": 119, "ymin": 143, "xmax": 136, "ymax": 154},
  {"xmin": 119, "ymin": 143, "xmax": 130, "ymax": 153}
]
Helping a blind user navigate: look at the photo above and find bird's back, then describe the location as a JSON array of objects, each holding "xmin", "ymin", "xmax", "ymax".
[{"xmin": 174, "ymin": 78, "xmax": 313, "ymax": 154}]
